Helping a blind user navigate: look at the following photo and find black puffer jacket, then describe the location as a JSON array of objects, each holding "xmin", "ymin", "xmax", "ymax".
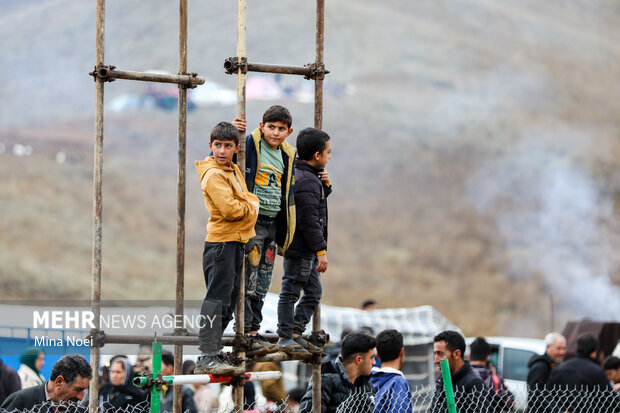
[
  {"xmin": 285, "ymin": 159, "xmax": 332, "ymax": 258},
  {"xmin": 547, "ymin": 355, "xmax": 618, "ymax": 412},
  {"xmin": 527, "ymin": 353, "xmax": 555, "ymax": 387},
  {"xmin": 431, "ymin": 360, "xmax": 488, "ymax": 413},
  {"xmin": 548, "ymin": 354, "xmax": 611, "ymax": 388},
  {"xmin": 299, "ymin": 358, "xmax": 373, "ymax": 413},
  {"xmin": 526, "ymin": 353, "xmax": 557, "ymax": 412}
]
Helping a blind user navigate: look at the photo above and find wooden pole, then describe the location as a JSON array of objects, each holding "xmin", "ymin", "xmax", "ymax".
[
  {"xmin": 89, "ymin": 1, "xmax": 106, "ymax": 412},
  {"xmin": 172, "ymin": 1, "xmax": 188, "ymax": 412},
  {"xmin": 312, "ymin": 2, "xmax": 325, "ymax": 412},
  {"xmin": 233, "ymin": 0, "xmax": 248, "ymax": 410}
]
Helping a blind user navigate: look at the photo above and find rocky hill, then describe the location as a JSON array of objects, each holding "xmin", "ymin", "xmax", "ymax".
[{"xmin": 1, "ymin": 0, "xmax": 619, "ymax": 337}]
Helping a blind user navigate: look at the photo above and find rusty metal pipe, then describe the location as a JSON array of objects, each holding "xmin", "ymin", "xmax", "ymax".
[
  {"xmin": 312, "ymin": 3, "xmax": 325, "ymax": 411},
  {"xmin": 314, "ymin": 0, "xmax": 325, "ymax": 130},
  {"xmin": 233, "ymin": 0, "xmax": 247, "ymax": 410},
  {"xmin": 173, "ymin": 1, "xmax": 189, "ymax": 413},
  {"xmin": 98, "ymin": 333, "xmax": 320, "ymax": 346},
  {"xmin": 89, "ymin": 1, "xmax": 106, "ymax": 412},
  {"xmin": 94, "ymin": 67, "xmax": 204, "ymax": 87}
]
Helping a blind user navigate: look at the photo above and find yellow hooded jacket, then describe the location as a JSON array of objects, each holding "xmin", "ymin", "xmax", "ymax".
[{"xmin": 195, "ymin": 156, "xmax": 259, "ymax": 243}]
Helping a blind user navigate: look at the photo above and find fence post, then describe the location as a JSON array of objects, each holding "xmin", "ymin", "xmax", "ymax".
[
  {"xmin": 440, "ymin": 359, "xmax": 457, "ymax": 413},
  {"xmin": 151, "ymin": 341, "xmax": 163, "ymax": 413}
]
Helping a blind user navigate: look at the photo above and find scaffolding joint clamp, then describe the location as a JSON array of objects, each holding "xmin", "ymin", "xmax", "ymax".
[
  {"xmin": 304, "ymin": 63, "xmax": 329, "ymax": 80},
  {"xmin": 223, "ymin": 57, "xmax": 248, "ymax": 75},
  {"xmin": 309, "ymin": 329, "xmax": 329, "ymax": 346},
  {"xmin": 88, "ymin": 329, "xmax": 106, "ymax": 348},
  {"xmin": 89, "ymin": 64, "xmax": 116, "ymax": 83},
  {"xmin": 233, "ymin": 333, "xmax": 251, "ymax": 352},
  {"xmin": 179, "ymin": 72, "xmax": 201, "ymax": 89}
]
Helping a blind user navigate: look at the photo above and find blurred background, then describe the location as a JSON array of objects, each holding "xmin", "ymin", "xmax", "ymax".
[{"xmin": 1, "ymin": 0, "xmax": 619, "ymax": 337}]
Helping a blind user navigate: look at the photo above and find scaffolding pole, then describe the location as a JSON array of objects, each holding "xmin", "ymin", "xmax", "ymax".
[
  {"xmin": 90, "ymin": 66, "xmax": 204, "ymax": 87},
  {"xmin": 311, "ymin": 2, "xmax": 325, "ymax": 412},
  {"xmin": 173, "ymin": 1, "xmax": 189, "ymax": 412},
  {"xmin": 89, "ymin": 0, "xmax": 105, "ymax": 412},
  {"xmin": 233, "ymin": 0, "xmax": 248, "ymax": 410},
  {"xmin": 223, "ymin": 59, "xmax": 329, "ymax": 79}
]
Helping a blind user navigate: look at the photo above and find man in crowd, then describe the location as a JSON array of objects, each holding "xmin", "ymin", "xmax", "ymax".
[
  {"xmin": 469, "ymin": 337, "xmax": 514, "ymax": 412},
  {"xmin": 548, "ymin": 333, "xmax": 610, "ymax": 388},
  {"xmin": 0, "ymin": 357, "xmax": 21, "ymax": 405},
  {"xmin": 1, "ymin": 354, "xmax": 91, "ymax": 411},
  {"xmin": 548, "ymin": 333, "xmax": 616, "ymax": 411},
  {"xmin": 299, "ymin": 332, "xmax": 376, "ymax": 413},
  {"xmin": 527, "ymin": 332, "xmax": 567, "ymax": 388},
  {"xmin": 431, "ymin": 330, "xmax": 487, "ymax": 413},
  {"xmin": 527, "ymin": 331, "xmax": 566, "ymax": 411},
  {"xmin": 370, "ymin": 329, "xmax": 412, "ymax": 413},
  {"xmin": 160, "ymin": 351, "xmax": 197, "ymax": 413}
]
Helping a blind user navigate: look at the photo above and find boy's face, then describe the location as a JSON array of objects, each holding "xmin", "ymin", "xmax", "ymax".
[
  {"xmin": 314, "ymin": 140, "xmax": 331, "ymax": 169},
  {"xmin": 209, "ymin": 139, "xmax": 239, "ymax": 166},
  {"xmin": 607, "ymin": 367, "xmax": 620, "ymax": 384},
  {"xmin": 260, "ymin": 121, "xmax": 293, "ymax": 150}
]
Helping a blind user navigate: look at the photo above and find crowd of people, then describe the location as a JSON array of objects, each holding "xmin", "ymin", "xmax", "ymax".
[{"xmin": 0, "ymin": 329, "xmax": 619, "ymax": 412}]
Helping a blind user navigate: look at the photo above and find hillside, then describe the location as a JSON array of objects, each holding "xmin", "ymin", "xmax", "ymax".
[{"xmin": 1, "ymin": 0, "xmax": 619, "ymax": 337}]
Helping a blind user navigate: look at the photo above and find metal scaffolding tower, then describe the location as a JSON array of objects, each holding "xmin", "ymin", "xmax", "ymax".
[{"xmin": 88, "ymin": 1, "xmax": 328, "ymax": 412}]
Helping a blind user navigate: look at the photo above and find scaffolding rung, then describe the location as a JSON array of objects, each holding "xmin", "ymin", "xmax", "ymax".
[
  {"xmin": 90, "ymin": 65, "xmax": 205, "ymax": 88},
  {"xmin": 251, "ymin": 351, "xmax": 314, "ymax": 363},
  {"xmin": 97, "ymin": 332, "xmax": 326, "ymax": 347},
  {"xmin": 224, "ymin": 57, "xmax": 329, "ymax": 79},
  {"xmin": 133, "ymin": 371, "xmax": 281, "ymax": 387}
]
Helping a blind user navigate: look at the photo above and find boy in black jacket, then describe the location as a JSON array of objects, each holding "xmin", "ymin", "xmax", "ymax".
[{"xmin": 276, "ymin": 127, "xmax": 332, "ymax": 355}]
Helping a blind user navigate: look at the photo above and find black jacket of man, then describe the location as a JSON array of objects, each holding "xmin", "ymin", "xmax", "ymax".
[
  {"xmin": 0, "ymin": 359, "xmax": 22, "ymax": 405},
  {"xmin": 1, "ymin": 382, "xmax": 47, "ymax": 411},
  {"xmin": 299, "ymin": 357, "xmax": 373, "ymax": 413},
  {"xmin": 547, "ymin": 354, "xmax": 619, "ymax": 412},
  {"xmin": 527, "ymin": 353, "xmax": 556, "ymax": 388},
  {"xmin": 431, "ymin": 360, "xmax": 488, "ymax": 413},
  {"xmin": 547, "ymin": 354, "xmax": 610, "ymax": 388}
]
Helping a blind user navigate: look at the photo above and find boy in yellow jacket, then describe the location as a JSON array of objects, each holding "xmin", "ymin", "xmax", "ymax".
[{"xmin": 194, "ymin": 122, "xmax": 259, "ymax": 375}]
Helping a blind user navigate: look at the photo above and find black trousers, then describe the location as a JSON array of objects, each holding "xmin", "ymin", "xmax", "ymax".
[
  {"xmin": 277, "ymin": 255, "xmax": 322, "ymax": 338},
  {"xmin": 198, "ymin": 241, "xmax": 244, "ymax": 353}
]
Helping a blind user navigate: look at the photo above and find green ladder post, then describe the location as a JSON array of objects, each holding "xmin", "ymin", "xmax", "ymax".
[
  {"xmin": 440, "ymin": 359, "xmax": 457, "ymax": 413},
  {"xmin": 151, "ymin": 341, "xmax": 163, "ymax": 413}
]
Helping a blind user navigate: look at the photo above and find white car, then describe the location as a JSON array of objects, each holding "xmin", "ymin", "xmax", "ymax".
[{"xmin": 467, "ymin": 336, "xmax": 545, "ymax": 412}]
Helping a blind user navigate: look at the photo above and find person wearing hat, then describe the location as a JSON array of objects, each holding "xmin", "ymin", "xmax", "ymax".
[{"xmin": 18, "ymin": 347, "xmax": 45, "ymax": 389}]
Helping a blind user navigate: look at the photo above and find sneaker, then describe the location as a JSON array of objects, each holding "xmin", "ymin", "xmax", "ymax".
[
  {"xmin": 195, "ymin": 353, "xmax": 244, "ymax": 376},
  {"xmin": 293, "ymin": 336, "xmax": 323, "ymax": 354},
  {"xmin": 277, "ymin": 338, "xmax": 310, "ymax": 357},
  {"xmin": 247, "ymin": 334, "xmax": 278, "ymax": 356}
]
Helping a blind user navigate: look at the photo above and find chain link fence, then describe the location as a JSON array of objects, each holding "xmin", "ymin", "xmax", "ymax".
[{"xmin": 1, "ymin": 386, "xmax": 619, "ymax": 413}]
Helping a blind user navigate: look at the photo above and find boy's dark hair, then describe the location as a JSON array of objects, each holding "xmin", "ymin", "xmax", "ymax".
[
  {"xmin": 210, "ymin": 121, "xmax": 239, "ymax": 144},
  {"xmin": 603, "ymin": 356, "xmax": 620, "ymax": 370},
  {"xmin": 161, "ymin": 350, "xmax": 174, "ymax": 367},
  {"xmin": 376, "ymin": 329, "xmax": 403, "ymax": 363},
  {"xmin": 341, "ymin": 332, "xmax": 376, "ymax": 364},
  {"xmin": 182, "ymin": 359, "xmax": 195, "ymax": 375},
  {"xmin": 296, "ymin": 128, "xmax": 330, "ymax": 161},
  {"xmin": 469, "ymin": 337, "xmax": 492, "ymax": 362},
  {"xmin": 433, "ymin": 330, "xmax": 466, "ymax": 355},
  {"xmin": 288, "ymin": 387, "xmax": 306, "ymax": 404},
  {"xmin": 51, "ymin": 354, "xmax": 92, "ymax": 383},
  {"xmin": 576, "ymin": 333, "xmax": 599, "ymax": 357},
  {"xmin": 262, "ymin": 105, "xmax": 292, "ymax": 128}
]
